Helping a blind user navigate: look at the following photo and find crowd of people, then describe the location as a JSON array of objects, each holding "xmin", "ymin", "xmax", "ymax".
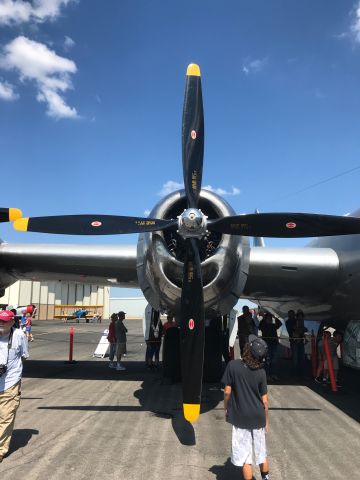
[
  {"xmin": 107, "ymin": 311, "xmax": 128, "ymax": 371},
  {"xmin": 236, "ymin": 306, "xmax": 344, "ymax": 385},
  {"xmin": 107, "ymin": 312, "xmax": 178, "ymax": 371},
  {"xmin": 106, "ymin": 306, "xmax": 343, "ymax": 386},
  {"xmin": 0, "ymin": 303, "xmax": 345, "ymax": 475}
]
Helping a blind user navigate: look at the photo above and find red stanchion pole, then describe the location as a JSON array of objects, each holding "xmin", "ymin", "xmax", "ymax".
[
  {"xmin": 323, "ymin": 334, "xmax": 337, "ymax": 392},
  {"xmin": 311, "ymin": 331, "xmax": 317, "ymax": 378},
  {"xmin": 69, "ymin": 326, "xmax": 74, "ymax": 362}
]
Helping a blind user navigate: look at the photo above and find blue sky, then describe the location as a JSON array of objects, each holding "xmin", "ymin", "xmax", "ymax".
[{"xmin": 1, "ymin": 1, "xmax": 360, "ymax": 298}]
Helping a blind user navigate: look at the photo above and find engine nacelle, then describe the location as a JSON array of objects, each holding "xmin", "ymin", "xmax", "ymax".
[{"xmin": 137, "ymin": 189, "xmax": 250, "ymax": 317}]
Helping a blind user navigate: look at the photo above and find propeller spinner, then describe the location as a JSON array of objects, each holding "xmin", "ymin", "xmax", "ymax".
[{"xmin": 13, "ymin": 64, "xmax": 360, "ymax": 423}]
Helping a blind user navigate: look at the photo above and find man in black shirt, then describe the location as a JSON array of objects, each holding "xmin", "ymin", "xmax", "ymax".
[
  {"xmin": 259, "ymin": 312, "xmax": 283, "ymax": 380},
  {"xmin": 222, "ymin": 335, "xmax": 270, "ymax": 480},
  {"xmin": 237, "ymin": 306, "xmax": 256, "ymax": 356}
]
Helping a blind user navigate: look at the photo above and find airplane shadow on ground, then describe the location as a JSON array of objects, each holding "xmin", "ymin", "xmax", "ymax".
[
  {"xmin": 30, "ymin": 360, "xmax": 223, "ymax": 446},
  {"xmin": 26, "ymin": 358, "xmax": 360, "ymax": 440},
  {"xmin": 267, "ymin": 357, "xmax": 360, "ymax": 423},
  {"xmin": 8, "ymin": 429, "xmax": 39, "ymax": 457},
  {"xmin": 133, "ymin": 373, "xmax": 224, "ymax": 446}
]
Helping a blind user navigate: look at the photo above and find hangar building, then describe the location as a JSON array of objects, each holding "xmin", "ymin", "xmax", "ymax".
[{"xmin": 0, "ymin": 280, "xmax": 110, "ymax": 320}]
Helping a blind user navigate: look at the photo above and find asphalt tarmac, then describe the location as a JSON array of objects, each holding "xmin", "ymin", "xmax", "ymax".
[{"xmin": 1, "ymin": 320, "xmax": 359, "ymax": 480}]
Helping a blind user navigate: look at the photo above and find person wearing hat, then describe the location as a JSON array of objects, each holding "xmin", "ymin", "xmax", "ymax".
[
  {"xmin": 222, "ymin": 335, "xmax": 270, "ymax": 480},
  {"xmin": 0, "ymin": 310, "xmax": 29, "ymax": 462}
]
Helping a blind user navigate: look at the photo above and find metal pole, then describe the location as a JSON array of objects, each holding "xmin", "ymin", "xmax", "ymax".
[{"xmin": 69, "ymin": 326, "xmax": 74, "ymax": 362}]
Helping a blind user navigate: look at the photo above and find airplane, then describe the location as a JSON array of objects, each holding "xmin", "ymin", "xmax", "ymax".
[{"xmin": 1, "ymin": 64, "xmax": 360, "ymax": 422}]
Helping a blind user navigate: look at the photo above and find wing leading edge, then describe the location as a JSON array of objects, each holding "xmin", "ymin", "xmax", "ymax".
[{"xmin": 0, "ymin": 243, "xmax": 138, "ymax": 288}]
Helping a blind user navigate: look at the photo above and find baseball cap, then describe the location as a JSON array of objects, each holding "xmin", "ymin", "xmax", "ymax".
[
  {"xmin": 248, "ymin": 334, "xmax": 268, "ymax": 360},
  {"xmin": 0, "ymin": 310, "xmax": 15, "ymax": 322},
  {"xmin": 118, "ymin": 311, "xmax": 126, "ymax": 316}
]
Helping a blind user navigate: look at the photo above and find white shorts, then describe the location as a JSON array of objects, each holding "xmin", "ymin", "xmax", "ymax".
[{"xmin": 231, "ymin": 426, "xmax": 267, "ymax": 466}]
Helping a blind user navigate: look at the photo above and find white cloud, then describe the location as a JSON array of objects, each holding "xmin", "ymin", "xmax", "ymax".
[
  {"xmin": 351, "ymin": 2, "xmax": 360, "ymax": 43},
  {"xmin": 64, "ymin": 35, "xmax": 75, "ymax": 51},
  {"xmin": 242, "ymin": 57, "xmax": 268, "ymax": 75},
  {"xmin": 203, "ymin": 185, "xmax": 240, "ymax": 196},
  {"xmin": 158, "ymin": 180, "xmax": 183, "ymax": 196},
  {"xmin": 158, "ymin": 180, "xmax": 240, "ymax": 197},
  {"xmin": 0, "ymin": 80, "xmax": 18, "ymax": 100},
  {"xmin": 143, "ymin": 209, "xmax": 151, "ymax": 216},
  {"xmin": 0, "ymin": 0, "xmax": 75, "ymax": 25},
  {"xmin": 1, "ymin": 36, "xmax": 78, "ymax": 118}
]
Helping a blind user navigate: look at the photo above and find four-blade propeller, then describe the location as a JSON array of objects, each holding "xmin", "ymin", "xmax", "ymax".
[{"xmin": 11, "ymin": 63, "xmax": 360, "ymax": 423}]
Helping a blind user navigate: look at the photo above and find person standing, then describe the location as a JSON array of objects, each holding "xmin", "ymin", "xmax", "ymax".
[
  {"xmin": 0, "ymin": 310, "xmax": 29, "ymax": 462},
  {"xmin": 107, "ymin": 313, "xmax": 118, "ymax": 369},
  {"xmin": 222, "ymin": 335, "xmax": 270, "ymax": 480},
  {"xmin": 285, "ymin": 309, "xmax": 296, "ymax": 359},
  {"xmin": 292, "ymin": 310, "xmax": 308, "ymax": 377},
  {"xmin": 259, "ymin": 313, "xmax": 282, "ymax": 380},
  {"xmin": 24, "ymin": 312, "xmax": 33, "ymax": 342},
  {"xmin": 237, "ymin": 306, "xmax": 256, "ymax": 356},
  {"xmin": 115, "ymin": 311, "xmax": 127, "ymax": 371},
  {"xmin": 146, "ymin": 316, "xmax": 163, "ymax": 368},
  {"xmin": 163, "ymin": 314, "xmax": 177, "ymax": 333}
]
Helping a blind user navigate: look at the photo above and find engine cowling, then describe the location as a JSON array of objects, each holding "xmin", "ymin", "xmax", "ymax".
[{"xmin": 137, "ymin": 189, "xmax": 250, "ymax": 317}]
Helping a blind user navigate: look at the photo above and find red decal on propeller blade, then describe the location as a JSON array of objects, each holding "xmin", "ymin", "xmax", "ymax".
[
  {"xmin": 91, "ymin": 221, "xmax": 102, "ymax": 227},
  {"xmin": 191, "ymin": 130, "xmax": 197, "ymax": 139},
  {"xmin": 286, "ymin": 222, "xmax": 296, "ymax": 229},
  {"xmin": 188, "ymin": 319, "xmax": 195, "ymax": 330}
]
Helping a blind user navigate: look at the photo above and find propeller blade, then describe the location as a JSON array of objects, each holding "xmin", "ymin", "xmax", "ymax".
[
  {"xmin": 13, "ymin": 215, "xmax": 177, "ymax": 235},
  {"xmin": 182, "ymin": 64, "xmax": 204, "ymax": 209},
  {"xmin": 180, "ymin": 238, "xmax": 205, "ymax": 423},
  {"xmin": 208, "ymin": 212, "xmax": 360, "ymax": 238},
  {"xmin": 0, "ymin": 208, "xmax": 22, "ymax": 223}
]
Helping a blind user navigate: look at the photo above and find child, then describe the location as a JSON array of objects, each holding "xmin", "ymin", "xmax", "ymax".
[{"xmin": 25, "ymin": 312, "xmax": 34, "ymax": 341}]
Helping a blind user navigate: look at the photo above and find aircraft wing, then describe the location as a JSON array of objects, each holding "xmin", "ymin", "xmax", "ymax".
[
  {"xmin": 243, "ymin": 246, "xmax": 340, "ymax": 320},
  {"xmin": 0, "ymin": 242, "xmax": 138, "ymax": 289}
]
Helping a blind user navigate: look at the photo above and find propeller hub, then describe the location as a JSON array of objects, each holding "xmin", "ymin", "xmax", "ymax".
[{"xmin": 177, "ymin": 208, "xmax": 207, "ymax": 239}]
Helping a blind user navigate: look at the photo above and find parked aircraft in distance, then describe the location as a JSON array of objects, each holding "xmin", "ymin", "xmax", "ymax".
[{"xmin": 1, "ymin": 64, "xmax": 360, "ymax": 422}]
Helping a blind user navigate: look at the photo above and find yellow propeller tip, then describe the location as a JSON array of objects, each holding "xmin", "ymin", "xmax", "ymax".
[
  {"xmin": 187, "ymin": 64, "xmax": 201, "ymax": 77},
  {"xmin": 183, "ymin": 403, "xmax": 200, "ymax": 423},
  {"xmin": 14, "ymin": 218, "xmax": 29, "ymax": 231},
  {"xmin": 9, "ymin": 208, "xmax": 22, "ymax": 221}
]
